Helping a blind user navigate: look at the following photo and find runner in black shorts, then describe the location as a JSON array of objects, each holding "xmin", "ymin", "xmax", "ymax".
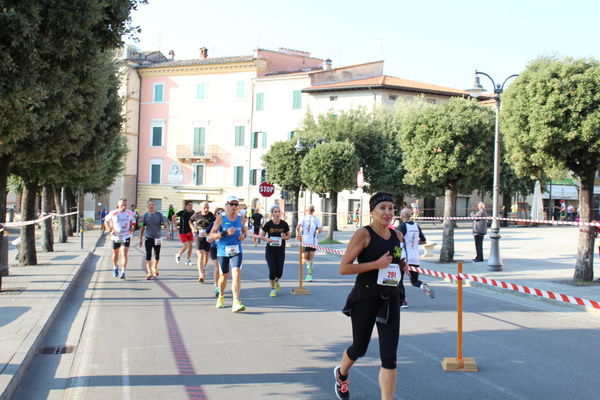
[
  {"xmin": 251, "ymin": 208, "xmax": 263, "ymax": 246},
  {"xmin": 335, "ymin": 192, "xmax": 407, "ymax": 400},
  {"xmin": 207, "ymin": 207, "xmax": 224, "ymax": 296},
  {"xmin": 189, "ymin": 201, "xmax": 215, "ymax": 283},
  {"xmin": 260, "ymin": 205, "xmax": 290, "ymax": 297}
]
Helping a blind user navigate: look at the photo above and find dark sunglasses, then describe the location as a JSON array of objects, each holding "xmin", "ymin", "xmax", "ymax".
[{"xmin": 227, "ymin": 202, "xmax": 240, "ymax": 207}]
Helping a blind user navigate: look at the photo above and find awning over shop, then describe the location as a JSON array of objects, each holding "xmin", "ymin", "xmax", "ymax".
[{"xmin": 542, "ymin": 185, "xmax": 579, "ymax": 200}]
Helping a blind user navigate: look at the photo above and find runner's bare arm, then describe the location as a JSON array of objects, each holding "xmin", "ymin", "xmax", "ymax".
[{"xmin": 340, "ymin": 228, "xmax": 391, "ymax": 275}]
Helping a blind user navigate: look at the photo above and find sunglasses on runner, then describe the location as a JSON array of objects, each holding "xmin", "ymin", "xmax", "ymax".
[{"xmin": 227, "ymin": 202, "xmax": 240, "ymax": 207}]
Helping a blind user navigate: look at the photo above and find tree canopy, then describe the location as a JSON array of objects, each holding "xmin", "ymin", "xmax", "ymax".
[{"xmin": 502, "ymin": 55, "xmax": 600, "ymax": 281}]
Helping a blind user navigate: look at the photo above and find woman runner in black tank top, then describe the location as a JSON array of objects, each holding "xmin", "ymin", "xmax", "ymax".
[{"xmin": 334, "ymin": 192, "xmax": 406, "ymax": 400}]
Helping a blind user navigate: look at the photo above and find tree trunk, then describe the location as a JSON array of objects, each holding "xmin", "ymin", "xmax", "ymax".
[
  {"xmin": 55, "ymin": 187, "xmax": 68, "ymax": 243},
  {"xmin": 65, "ymin": 187, "xmax": 74, "ymax": 236},
  {"xmin": 327, "ymin": 191, "xmax": 338, "ymax": 241},
  {"xmin": 41, "ymin": 185, "xmax": 54, "ymax": 252},
  {"xmin": 394, "ymin": 194, "xmax": 404, "ymax": 213},
  {"xmin": 0, "ymin": 155, "xmax": 10, "ymax": 288},
  {"xmin": 290, "ymin": 188, "xmax": 299, "ymax": 238},
  {"xmin": 439, "ymin": 187, "xmax": 456, "ymax": 263},
  {"xmin": 19, "ymin": 180, "xmax": 38, "ymax": 266},
  {"xmin": 573, "ymin": 172, "xmax": 595, "ymax": 282}
]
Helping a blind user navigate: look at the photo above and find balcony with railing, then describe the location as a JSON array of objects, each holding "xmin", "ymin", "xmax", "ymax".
[{"xmin": 176, "ymin": 144, "xmax": 220, "ymax": 163}]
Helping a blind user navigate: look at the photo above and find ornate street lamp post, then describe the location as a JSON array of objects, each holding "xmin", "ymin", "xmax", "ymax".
[{"xmin": 467, "ymin": 70, "xmax": 518, "ymax": 271}]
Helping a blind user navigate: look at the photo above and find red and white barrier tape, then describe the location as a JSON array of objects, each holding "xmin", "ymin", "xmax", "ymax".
[
  {"xmin": 268, "ymin": 234, "xmax": 600, "ymax": 311},
  {"xmin": 0, "ymin": 211, "xmax": 79, "ymax": 231},
  {"xmin": 415, "ymin": 215, "xmax": 600, "ymax": 228}
]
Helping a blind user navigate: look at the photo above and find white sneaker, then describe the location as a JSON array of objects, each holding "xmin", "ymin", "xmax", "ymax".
[
  {"xmin": 186, "ymin": 259, "xmax": 192, "ymax": 266},
  {"xmin": 175, "ymin": 254, "xmax": 181, "ymax": 264},
  {"xmin": 420, "ymin": 283, "xmax": 435, "ymax": 299}
]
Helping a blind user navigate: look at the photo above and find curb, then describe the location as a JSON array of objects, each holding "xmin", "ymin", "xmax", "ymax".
[{"xmin": 0, "ymin": 233, "xmax": 103, "ymax": 400}]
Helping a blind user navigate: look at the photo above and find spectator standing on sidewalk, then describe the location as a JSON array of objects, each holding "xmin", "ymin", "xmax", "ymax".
[
  {"xmin": 99, "ymin": 207, "xmax": 108, "ymax": 234},
  {"xmin": 335, "ymin": 191, "xmax": 407, "ymax": 400},
  {"xmin": 139, "ymin": 200, "xmax": 169, "ymax": 279},
  {"xmin": 396, "ymin": 208, "xmax": 434, "ymax": 308},
  {"xmin": 173, "ymin": 201, "xmax": 195, "ymax": 266},
  {"xmin": 104, "ymin": 198, "xmax": 136, "ymax": 279},
  {"xmin": 471, "ymin": 202, "xmax": 487, "ymax": 262}
]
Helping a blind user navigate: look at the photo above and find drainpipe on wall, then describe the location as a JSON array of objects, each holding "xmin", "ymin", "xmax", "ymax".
[
  {"xmin": 248, "ymin": 77, "xmax": 256, "ymax": 208},
  {"xmin": 135, "ymin": 67, "xmax": 142, "ymax": 208}
]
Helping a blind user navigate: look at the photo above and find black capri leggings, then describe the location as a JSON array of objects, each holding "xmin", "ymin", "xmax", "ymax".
[
  {"xmin": 144, "ymin": 238, "xmax": 161, "ymax": 261},
  {"xmin": 346, "ymin": 295, "xmax": 400, "ymax": 369},
  {"xmin": 265, "ymin": 248, "xmax": 285, "ymax": 281}
]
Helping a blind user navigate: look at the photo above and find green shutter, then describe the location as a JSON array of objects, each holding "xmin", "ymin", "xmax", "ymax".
[
  {"xmin": 154, "ymin": 84, "xmax": 164, "ymax": 102},
  {"xmin": 234, "ymin": 166, "xmax": 244, "ymax": 186},
  {"xmin": 261, "ymin": 131, "xmax": 267, "ymax": 148},
  {"xmin": 236, "ymin": 81, "xmax": 245, "ymax": 98},
  {"xmin": 152, "ymin": 126, "xmax": 162, "ymax": 146},
  {"xmin": 195, "ymin": 165, "xmax": 204, "ymax": 185},
  {"xmin": 196, "ymin": 83, "xmax": 206, "ymax": 100},
  {"xmin": 235, "ymin": 126, "xmax": 245, "ymax": 146},
  {"xmin": 293, "ymin": 90, "xmax": 301, "ymax": 109},
  {"xmin": 194, "ymin": 127, "xmax": 205, "ymax": 155},
  {"xmin": 256, "ymin": 93, "xmax": 264, "ymax": 111},
  {"xmin": 250, "ymin": 131, "xmax": 256, "ymax": 148},
  {"xmin": 151, "ymin": 164, "xmax": 161, "ymax": 184}
]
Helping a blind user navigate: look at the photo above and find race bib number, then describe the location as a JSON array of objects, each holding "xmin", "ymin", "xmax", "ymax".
[
  {"xmin": 225, "ymin": 245, "xmax": 240, "ymax": 257},
  {"xmin": 154, "ymin": 238, "xmax": 162, "ymax": 246},
  {"xmin": 113, "ymin": 234, "xmax": 127, "ymax": 243},
  {"xmin": 377, "ymin": 263, "xmax": 401, "ymax": 287},
  {"xmin": 269, "ymin": 237, "xmax": 282, "ymax": 247},
  {"xmin": 198, "ymin": 228, "xmax": 206, "ymax": 237}
]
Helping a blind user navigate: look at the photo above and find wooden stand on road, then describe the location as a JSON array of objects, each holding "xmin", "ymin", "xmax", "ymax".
[
  {"xmin": 292, "ymin": 239, "xmax": 310, "ymax": 295},
  {"xmin": 442, "ymin": 262, "xmax": 478, "ymax": 372}
]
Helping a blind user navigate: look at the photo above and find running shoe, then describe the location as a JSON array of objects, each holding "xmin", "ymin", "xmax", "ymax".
[
  {"xmin": 213, "ymin": 287, "xmax": 219, "ymax": 297},
  {"xmin": 119, "ymin": 271, "xmax": 126, "ymax": 280},
  {"xmin": 334, "ymin": 366, "xmax": 350, "ymax": 399},
  {"xmin": 421, "ymin": 283, "xmax": 435, "ymax": 299},
  {"xmin": 153, "ymin": 268, "xmax": 159, "ymax": 277},
  {"xmin": 400, "ymin": 300, "xmax": 408, "ymax": 309},
  {"xmin": 215, "ymin": 295, "xmax": 225, "ymax": 308},
  {"xmin": 112, "ymin": 266, "xmax": 119, "ymax": 278},
  {"xmin": 269, "ymin": 289, "xmax": 277, "ymax": 297},
  {"xmin": 146, "ymin": 273, "xmax": 153, "ymax": 280},
  {"xmin": 232, "ymin": 300, "xmax": 246, "ymax": 313},
  {"xmin": 275, "ymin": 282, "xmax": 281, "ymax": 292},
  {"xmin": 305, "ymin": 274, "xmax": 313, "ymax": 282},
  {"xmin": 175, "ymin": 253, "xmax": 181, "ymax": 264},
  {"xmin": 186, "ymin": 259, "xmax": 192, "ymax": 266},
  {"xmin": 198, "ymin": 276, "xmax": 205, "ymax": 283}
]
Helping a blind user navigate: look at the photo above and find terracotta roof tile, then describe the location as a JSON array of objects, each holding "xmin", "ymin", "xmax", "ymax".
[
  {"xmin": 303, "ymin": 75, "xmax": 474, "ymax": 97},
  {"xmin": 138, "ymin": 55, "xmax": 255, "ymax": 69}
]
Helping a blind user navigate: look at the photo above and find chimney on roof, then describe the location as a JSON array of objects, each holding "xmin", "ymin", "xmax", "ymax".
[
  {"xmin": 324, "ymin": 59, "xmax": 332, "ymax": 71},
  {"xmin": 168, "ymin": 50, "xmax": 175, "ymax": 60},
  {"xmin": 199, "ymin": 47, "xmax": 208, "ymax": 59}
]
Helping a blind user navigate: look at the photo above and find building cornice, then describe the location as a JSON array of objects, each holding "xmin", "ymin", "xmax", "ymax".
[{"xmin": 139, "ymin": 60, "xmax": 267, "ymax": 77}]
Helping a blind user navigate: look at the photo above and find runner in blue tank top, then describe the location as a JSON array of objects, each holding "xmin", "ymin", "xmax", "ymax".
[{"xmin": 209, "ymin": 195, "xmax": 247, "ymax": 313}]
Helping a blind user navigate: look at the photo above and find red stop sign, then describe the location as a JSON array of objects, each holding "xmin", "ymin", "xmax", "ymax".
[{"xmin": 259, "ymin": 182, "xmax": 275, "ymax": 197}]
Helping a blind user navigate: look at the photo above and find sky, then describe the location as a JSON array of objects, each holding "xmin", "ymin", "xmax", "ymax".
[{"xmin": 128, "ymin": 0, "xmax": 600, "ymax": 91}]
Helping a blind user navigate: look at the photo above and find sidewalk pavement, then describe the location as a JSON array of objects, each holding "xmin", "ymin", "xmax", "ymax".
[
  {"xmin": 316, "ymin": 224, "xmax": 600, "ymax": 313},
  {"xmin": 0, "ymin": 228, "xmax": 103, "ymax": 400},
  {"xmin": 0, "ymin": 223, "xmax": 599, "ymax": 399}
]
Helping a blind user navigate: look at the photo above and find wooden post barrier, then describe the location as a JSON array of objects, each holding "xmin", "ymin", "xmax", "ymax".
[
  {"xmin": 292, "ymin": 238, "xmax": 310, "ymax": 295},
  {"xmin": 442, "ymin": 262, "xmax": 478, "ymax": 372}
]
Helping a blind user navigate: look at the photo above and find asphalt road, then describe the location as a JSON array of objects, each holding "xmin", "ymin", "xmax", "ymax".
[{"xmin": 12, "ymin": 235, "xmax": 600, "ymax": 400}]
